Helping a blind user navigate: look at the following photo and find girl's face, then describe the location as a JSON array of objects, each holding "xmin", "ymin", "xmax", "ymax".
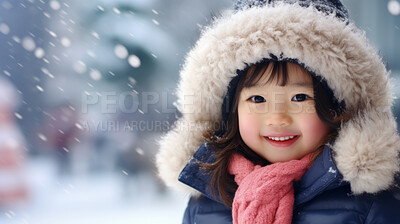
[{"xmin": 237, "ymin": 63, "xmax": 331, "ymax": 163}]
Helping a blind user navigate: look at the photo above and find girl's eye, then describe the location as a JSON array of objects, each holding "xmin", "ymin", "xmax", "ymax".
[
  {"xmin": 249, "ymin": 95, "xmax": 266, "ymax": 103},
  {"xmin": 292, "ymin": 94, "xmax": 312, "ymax": 102}
]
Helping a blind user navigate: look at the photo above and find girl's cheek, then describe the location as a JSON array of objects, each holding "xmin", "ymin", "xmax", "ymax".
[
  {"xmin": 302, "ymin": 114, "xmax": 330, "ymax": 141},
  {"xmin": 238, "ymin": 113, "xmax": 259, "ymax": 139}
]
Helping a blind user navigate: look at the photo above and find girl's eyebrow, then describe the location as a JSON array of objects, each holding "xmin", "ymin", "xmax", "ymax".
[
  {"xmin": 251, "ymin": 80, "xmax": 313, "ymax": 88},
  {"xmin": 288, "ymin": 81, "xmax": 313, "ymax": 88}
]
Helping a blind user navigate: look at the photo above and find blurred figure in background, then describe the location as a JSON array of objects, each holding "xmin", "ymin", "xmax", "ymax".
[
  {"xmin": 38, "ymin": 102, "xmax": 83, "ymax": 176},
  {"xmin": 0, "ymin": 77, "xmax": 29, "ymax": 209}
]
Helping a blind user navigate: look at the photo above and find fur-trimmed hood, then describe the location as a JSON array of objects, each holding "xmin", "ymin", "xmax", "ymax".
[{"xmin": 156, "ymin": 1, "xmax": 400, "ymax": 196}]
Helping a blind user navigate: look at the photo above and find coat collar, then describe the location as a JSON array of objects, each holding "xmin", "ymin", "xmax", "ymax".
[
  {"xmin": 178, "ymin": 143, "xmax": 217, "ymax": 201},
  {"xmin": 178, "ymin": 143, "xmax": 348, "ymax": 206},
  {"xmin": 293, "ymin": 145, "xmax": 348, "ymax": 206}
]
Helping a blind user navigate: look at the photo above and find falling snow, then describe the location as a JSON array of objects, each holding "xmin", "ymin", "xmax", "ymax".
[
  {"xmin": 0, "ymin": 23, "xmax": 10, "ymax": 34},
  {"xmin": 75, "ymin": 123, "xmax": 83, "ymax": 130},
  {"xmin": 128, "ymin": 77, "xmax": 136, "ymax": 85},
  {"xmin": 4, "ymin": 212, "xmax": 12, "ymax": 219},
  {"xmin": 22, "ymin": 36, "xmax": 36, "ymax": 51},
  {"xmin": 91, "ymin": 31, "xmax": 100, "ymax": 39},
  {"xmin": 128, "ymin": 55, "xmax": 141, "ymax": 68},
  {"xmin": 43, "ymin": 12, "xmax": 51, "ymax": 18},
  {"xmin": 49, "ymin": 0, "xmax": 61, "ymax": 10},
  {"xmin": 73, "ymin": 60, "xmax": 87, "ymax": 74},
  {"xmin": 136, "ymin": 148, "xmax": 144, "ymax": 155},
  {"xmin": 36, "ymin": 85, "xmax": 44, "ymax": 92},
  {"xmin": 14, "ymin": 113, "xmax": 23, "ymax": 119},
  {"xmin": 113, "ymin": 7, "xmax": 121, "ymax": 14},
  {"xmin": 46, "ymin": 29, "xmax": 57, "ymax": 38},
  {"xmin": 328, "ymin": 167, "xmax": 337, "ymax": 174},
  {"xmin": 61, "ymin": 37, "xmax": 71, "ymax": 47},
  {"xmin": 97, "ymin": 5, "xmax": 104, "ymax": 11},
  {"xmin": 35, "ymin": 48, "xmax": 45, "ymax": 58},
  {"xmin": 89, "ymin": 69, "xmax": 102, "ymax": 80},
  {"xmin": 41, "ymin": 67, "xmax": 54, "ymax": 78},
  {"xmin": 388, "ymin": 0, "xmax": 400, "ymax": 15},
  {"xmin": 3, "ymin": 70, "xmax": 11, "ymax": 77},
  {"xmin": 12, "ymin": 36, "xmax": 20, "ymax": 43},
  {"xmin": 53, "ymin": 55, "xmax": 61, "ymax": 62},
  {"xmin": 87, "ymin": 50, "xmax": 96, "ymax": 58},
  {"xmin": 37, "ymin": 133, "xmax": 47, "ymax": 142},
  {"xmin": 114, "ymin": 44, "xmax": 128, "ymax": 59}
]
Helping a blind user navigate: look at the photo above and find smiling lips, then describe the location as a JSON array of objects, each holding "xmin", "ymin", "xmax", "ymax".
[{"xmin": 264, "ymin": 135, "xmax": 299, "ymax": 147}]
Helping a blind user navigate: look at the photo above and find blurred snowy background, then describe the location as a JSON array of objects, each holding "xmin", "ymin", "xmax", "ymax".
[{"xmin": 0, "ymin": 0, "xmax": 399, "ymax": 223}]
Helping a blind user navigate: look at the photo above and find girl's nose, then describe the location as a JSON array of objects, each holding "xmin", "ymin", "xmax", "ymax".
[{"xmin": 265, "ymin": 112, "xmax": 292, "ymax": 127}]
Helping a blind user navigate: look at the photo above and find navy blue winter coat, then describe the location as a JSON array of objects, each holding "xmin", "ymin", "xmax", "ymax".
[{"xmin": 179, "ymin": 143, "xmax": 400, "ymax": 224}]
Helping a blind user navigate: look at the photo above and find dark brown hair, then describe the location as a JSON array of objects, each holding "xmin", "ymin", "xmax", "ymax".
[{"xmin": 202, "ymin": 61, "xmax": 348, "ymax": 207}]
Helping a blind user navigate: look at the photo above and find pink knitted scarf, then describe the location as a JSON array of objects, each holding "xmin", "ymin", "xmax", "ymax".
[{"xmin": 228, "ymin": 153, "xmax": 312, "ymax": 224}]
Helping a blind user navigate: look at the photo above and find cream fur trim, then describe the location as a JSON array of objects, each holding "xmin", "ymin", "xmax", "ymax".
[
  {"xmin": 334, "ymin": 110, "xmax": 400, "ymax": 194},
  {"xmin": 156, "ymin": 3, "xmax": 400, "ymax": 195}
]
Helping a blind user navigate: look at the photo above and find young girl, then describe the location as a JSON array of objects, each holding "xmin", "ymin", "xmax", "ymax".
[{"xmin": 156, "ymin": 0, "xmax": 400, "ymax": 223}]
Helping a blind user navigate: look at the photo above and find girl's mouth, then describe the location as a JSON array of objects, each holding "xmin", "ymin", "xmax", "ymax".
[{"xmin": 264, "ymin": 135, "xmax": 299, "ymax": 147}]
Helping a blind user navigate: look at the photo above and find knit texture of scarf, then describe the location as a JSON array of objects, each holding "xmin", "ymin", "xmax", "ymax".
[{"xmin": 228, "ymin": 153, "xmax": 312, "ymax": 224}]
